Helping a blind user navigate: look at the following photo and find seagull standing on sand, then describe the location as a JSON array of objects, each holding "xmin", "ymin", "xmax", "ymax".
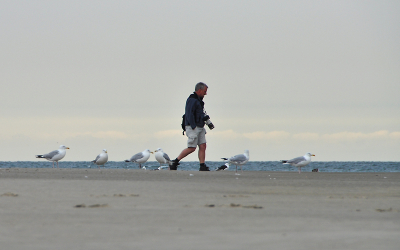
[
  {"xmin": 154, "ymin": 148, "xmax": 171, "ymax": 169},
  {"xmin": 91, "ymin": 149, "xmax": 108, "ymax": 169},
  {"xmin": 281, "ymin": 152, "xmax": 315, "ymax": 174},
  {"xmin": 35, "ymin": 145, "xmax": 70, "ymax": 168},
  {"xmin": 125, "ymin": 149, "xmax": 153, "ymax": 169},
  {"xmin": 222, "ymin": 150, "xmax": 249, "ymax": 174}
]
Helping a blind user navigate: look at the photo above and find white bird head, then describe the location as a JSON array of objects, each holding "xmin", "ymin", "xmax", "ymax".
[
  {"xmin": 244, "ymin": 150, "xmax": 249, "ymax": 157},
  {"xmin": 103, "ymin": 149, "xmax": 108, "ymax": 153},
  {"xmin": 144, "ymin": 149, "xmax": 153, "ymax": 154},
  {"xmin": 155, "ymin": 148, "xmax": 162, "ymax": 152},
  {"xmin": 60, "ymin": 145, "xmax": 70, "ymax": 149},
  {"xmin": 306, "ymin": 152, "xmax": 315, "ymax": 157}
]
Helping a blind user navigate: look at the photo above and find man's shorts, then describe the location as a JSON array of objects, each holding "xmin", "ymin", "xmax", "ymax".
[{"xmin": 185, "ymin": 126, "xmax": 206, "ymax": 148}]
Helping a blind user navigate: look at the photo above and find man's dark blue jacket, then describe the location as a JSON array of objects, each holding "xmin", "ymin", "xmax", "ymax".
[{"xmin": 185, "ymin": 92, "xmax": 205, "ymax": 130}]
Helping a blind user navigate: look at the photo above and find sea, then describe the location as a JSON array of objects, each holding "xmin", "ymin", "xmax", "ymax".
[{"xmin": 0, "ymin": 161, "xmax": 399, "ymax": 172}]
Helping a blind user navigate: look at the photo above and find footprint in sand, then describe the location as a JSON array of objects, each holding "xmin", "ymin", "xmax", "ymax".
[
  {"xmin": 1, "ymin": 192, "xmax": 18, "ymax": 197},
  {"xmin": 74, "ymin": 204, "xmax": 108, "ymax": 208},
  {"xmin": 204, "ymin": 203, "xmax": 263, "ymax": 209}
]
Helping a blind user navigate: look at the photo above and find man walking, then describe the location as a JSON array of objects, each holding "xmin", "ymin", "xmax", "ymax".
[{"xmin": 170, "ymin": 82, "xmax": 210, "ymax": 171}]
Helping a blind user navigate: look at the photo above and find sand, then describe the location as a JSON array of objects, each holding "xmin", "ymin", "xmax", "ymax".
[{"xmin": 0, "ymin": 168, "xmax": 399, "ymax": 250}]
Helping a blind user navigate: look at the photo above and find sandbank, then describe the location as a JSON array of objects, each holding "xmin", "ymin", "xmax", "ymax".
[{"xmin": 0, "ymin": 168, "xmax": 399, "ymax": 250}]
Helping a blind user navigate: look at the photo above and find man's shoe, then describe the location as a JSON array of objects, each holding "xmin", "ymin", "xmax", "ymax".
[
  {"xmin": 169, "ymin": 159, "xmax": 180, "ymax": 170},
  {"xmin": 199, "ymin": 164, "xmax": 210, "ymax": 171}
]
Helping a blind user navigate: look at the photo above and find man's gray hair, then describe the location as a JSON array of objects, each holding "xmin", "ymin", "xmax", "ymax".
[{"xmin": 195, "ymin": 82, "xmax": 208, "ymax": 91}]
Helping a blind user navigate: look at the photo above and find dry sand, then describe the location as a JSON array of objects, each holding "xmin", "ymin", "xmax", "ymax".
[{"xmin": 0, "ymin": 168, "xmax": 399, "ymax": 250}]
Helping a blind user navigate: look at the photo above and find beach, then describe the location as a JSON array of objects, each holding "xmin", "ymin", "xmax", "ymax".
[{"xmin": 0, "ymin": 168, "xmax": 399, "ymax": 250}]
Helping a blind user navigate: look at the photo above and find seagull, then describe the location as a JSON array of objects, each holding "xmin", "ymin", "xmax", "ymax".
[
  {"xmin": 91, "ymin": 149, "xmax": 108, "ymax": 169},
  {"xmin": 216, "ymin": 163, "xmax": 229, "ymax": 171},
  {"xmin": 35, "ymin": 145, "xmax": 70, "ymax": 168},
  {"xmin": 125, "ymin": 149, "xmax": 153, "ymax": 169},
  {"xmin": 222, "ymin": 150, "xmax": 249, "ymax": 174},
  {"xmin": 154, "ymin": 148, "xmax": 171, "ymax": 169},
  {"xmin": 281, "ymin": 152, "xmax": 315, "ymax": 174}
]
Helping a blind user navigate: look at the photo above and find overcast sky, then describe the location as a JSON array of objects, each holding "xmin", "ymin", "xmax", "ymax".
[{"xmin": 1, "ymin": 0, "xmax": 399, "ymax": 162}]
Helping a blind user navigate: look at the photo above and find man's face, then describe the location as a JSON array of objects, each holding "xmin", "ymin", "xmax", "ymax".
[{"xmin": 197, "ymin": 87, "xmax": 208, "ymax": 98}]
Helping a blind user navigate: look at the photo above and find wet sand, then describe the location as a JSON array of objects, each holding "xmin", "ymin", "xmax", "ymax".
[{"xmin": 0, "ymin": 168, "xmax": 399, "ymax": 250}]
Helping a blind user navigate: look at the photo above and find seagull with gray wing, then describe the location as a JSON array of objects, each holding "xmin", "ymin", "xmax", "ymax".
[
  {"xmin": 125, "ymin": 149, "xmax": 153, "ymax": 169},
  {"xmin": 281, "ymin": 152, "xmax": 315, "ymax": 173},
  {"xmin": 35, "ymin": 145, "xmax": 70, "ymax": 168},
  {"xmin": 154, "ymin": 148, "xmax": 171, "ymax": 169},
  {"xmin": 92, "ymin": 149, "xmax": 108, "ymax": 169},
  {"xmin": 222, "ymin": 150, "xmax": 249, "ymax": 174}
]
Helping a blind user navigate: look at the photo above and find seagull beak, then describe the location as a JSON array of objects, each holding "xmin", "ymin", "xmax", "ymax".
[
  {"xmin": 312, "ymin": 154, "xmax": 315, "ymax": 156},
  {"xmin": 150, "ymin": 152, "xmax": 154, "ymax": 154},
  {"xmin": 66, "ymin": 147, "xmax": 70, "ymax": 149}
]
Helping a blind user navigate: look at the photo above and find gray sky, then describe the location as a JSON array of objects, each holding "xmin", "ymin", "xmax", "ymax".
[{"xmin": 1, "ymin": 0, "xmax": 399, "ymax": 162}]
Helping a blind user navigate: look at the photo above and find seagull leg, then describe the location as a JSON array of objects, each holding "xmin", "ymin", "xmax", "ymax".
[
  {"xmin": 298, "ymin": 167, "xmax": 301, "ymax": 174},
  {"xmin": 56, "ymin": 161, "xmax": 59, "ymax": 169},
  {"xmin": 52, "ymin": 162, "xmax": 55, "ymax": 168},
  {"xmin": 235, "ymin": 165, "xmax": 241, "ymax": 175}
]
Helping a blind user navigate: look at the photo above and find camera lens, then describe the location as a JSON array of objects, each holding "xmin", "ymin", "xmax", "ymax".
[
  {"xmin": 206, "ymin": 119, "xmax": 214, "ymax": 130},
  {"xmin": 203, "ymin": 114, "xmax": 214, "ymax": 130}
]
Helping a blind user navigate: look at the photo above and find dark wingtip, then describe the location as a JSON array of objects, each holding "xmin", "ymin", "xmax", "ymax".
[
  {"xmin": 221, "ymin": 158, "xmax": 228, "ymax": 160},
  {"xmin": 124, "ymin": 160, "xmax": 130, "ymax": 162},
  {"xmin": 216, "ymin": 165, "xmax": 228, "ymax": 171}
]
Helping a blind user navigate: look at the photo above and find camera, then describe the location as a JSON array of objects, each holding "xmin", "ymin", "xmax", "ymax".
[{"xmin": 203, "ymin": 115, "xmax": 215, "ymax": 130}]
